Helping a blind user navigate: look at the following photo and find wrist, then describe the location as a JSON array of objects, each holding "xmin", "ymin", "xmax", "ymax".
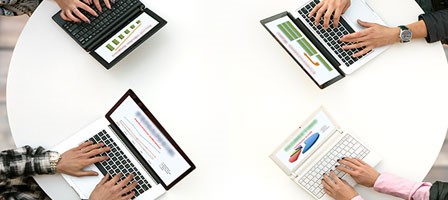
[{"xmin": 49, "ymin": 152, "xmax": 61, "ymax": 173}]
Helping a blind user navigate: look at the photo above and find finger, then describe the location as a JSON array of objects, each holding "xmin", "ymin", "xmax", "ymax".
[
  {"xmin": 120, "ymin": 181, "xmax": 137, "ymax": 195},
  {"xmin": 86, "ymin": 156, "xmax": 109, "ymax": 164},
  {"xmin": 330, "ymin": 170, "xmax": 342, "ymax": 184},
  {"xmin": 60, "ymin": 11, "xmax": 71, "ymax": 21},
  {"xmin": 117, "ymin": 174, "xmax": 134, "ymax": 188},
  {"xmin": 323, "ymin": 8, "xmax": 334, "ymax": 29},
  {"xmin": 353, "ymin": 47, "xmax": 372, "ymax": 57},
  {"xmin": 333, "ymin": 7, "xmax": 343, "ymax": 28},
  {"xmin": 110, "ymin": 173, "xmax": 123, "ymax": 184},
  {"xmin": 336, "ymin": 165, "xmax": 356, "ymax": 176},
  {"xmin": 86, "ymin": 147, "xmax": 111, "ymax": 157},
  {"xmin": 339, "ymin": 158, "xmax": 360, "ymax": 169},
  {"xmin": 314, "ymin": 7, "xmax": 326, "ymax": 26},
  {"xmin": 66, "ymin": 11, "xmax": 81, "ymax": 22},
  {"xmin": 103, "ymin": 0, "xmax": 111, "ymax": 9},
  {"xmin": 99, "ymin": 173, "xmax": 110, "ymax": 185},
  {"xmin": 93, "ymin": 0, "xmax": 102, "ymax": 12},
  {"xmin": 120, "ymin": 191, "xmax": 135, "ymax": 200},
  {"xmin": 75, "ymin": 170, "xmax": 99, "ymax": 177},
  {"xmin": 323, "ymin": 187, "xmax": 334, "ymax": 197},
  {"xmin": 357, "ymin": 19, "xmax": 375, "ymax": 28},
  {"xmin": 342, "ymin": 41, "xmax": 367, "ymax": 50},
  {"xmin": 308, "ymin": 2, "xmax": 323, "ymax": 18},
  {"xmin": 78, "ymin": 2, "xmax": 98, "ymax": 17},
  {"xmin": 355, "ymin": 158, "xmax": 368, "ymax": 165},
  {"xmin": 341, "ymin": 31, "xmax": 368, "ymax": 42},
  {"xmin": 75, "ymin": 141, "xmax": 94, "ymax": 151},
  {"xmin": 82, "ymin": 143, "xmax": 105, "ymax": 153},
  {"xmin": 82, "ymin": 0, "xmax": 91, "ymax": 4},
  {"xmin": 322, "ymin": 173, "xmax": 336, "ymax": 188},
  {"xmin": 343, "ymin": 157, "xmax": 363, "ymax": 167}
]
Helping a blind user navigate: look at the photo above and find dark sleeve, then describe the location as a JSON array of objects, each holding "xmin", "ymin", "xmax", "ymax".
[
  {"xmin": 430, "ymin": 181, "xmax": 448, "ymax": 200},
  {"xmin": 0, "ymin": 145, "xmax": 58, "ymax": 179},
  {"xmin": 419, "ymin": 9, "xmax": 448, "ymax": 43}
]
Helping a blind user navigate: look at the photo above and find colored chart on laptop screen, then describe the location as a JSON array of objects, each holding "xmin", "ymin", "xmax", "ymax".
[
  {"xmin": 274, "ymin": 110, "xmax": 337, "ymax": 171},
  {"xmin": 265, "ymin": 16, "xmax": 340, "ymax": 86},
  {"xmin": 110, "ymin": 97, "xmax": 191, "ymax": 185},
  {"xmin": 94, "ymin": 12, "xmax": 159, "ymax": 63}
]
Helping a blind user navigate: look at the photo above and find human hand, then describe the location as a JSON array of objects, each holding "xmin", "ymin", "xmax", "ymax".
[
  {"xmin": 340, "ymin": 19, "xmax": 400, "ymax": 57},
  {"xmin": 308, "ymin": 0, "xmax": 351, "ymax": 29},
  {"xmin": 322, "ymin": 170, "xmax": 358, "ymax": 200},
  {"xmin": 56, "ymin": 141, "xmax": 110, "ymax": 177},
  {"xmin": 89, "ymin": 173, "xmax": 138, "ymax": 200},
  {"xmin": 336, "ymin": 157, "xmax": 380, "ymax": 187},
  {"xmin": 55, "ymin": 0, "xmax": 111, "ymax": 23}
]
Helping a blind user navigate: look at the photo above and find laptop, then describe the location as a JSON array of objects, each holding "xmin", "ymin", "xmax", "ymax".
[
  {"xmin": 261, "ymin": 0, "xmax": 389, "ymax": 89},
  {"xmin": 270, "ymin": 107, "xmax": 381, "ymax": 199},
  {"xmin": 52, "ymin": 0, "xmax": 167, "ymax": 69},
  {"xmin": 53, "ymin": 89, "xmax": 195, "ymax": 199}
]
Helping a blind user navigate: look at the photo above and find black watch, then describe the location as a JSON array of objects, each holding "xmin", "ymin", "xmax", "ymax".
[{"xmin": 398, "ymin": 25, "xmax": 412, "ymax": 43}]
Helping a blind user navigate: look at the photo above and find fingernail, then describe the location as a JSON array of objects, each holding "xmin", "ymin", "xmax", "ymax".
[{"xmin": 342, "ymin": 157, "xmax": 346, "ymax": 159}]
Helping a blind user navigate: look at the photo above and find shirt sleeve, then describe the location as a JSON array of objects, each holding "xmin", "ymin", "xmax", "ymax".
[
  {"xmin": 351, "ymin": 195, "xmax": 365, "ymax": 200},
  {"xmin": 373, "ymin": 172, "xmax": 431, "ymax": 200},
  {"xmin": 0, "ymin": 145, "xmax": 58, "ymax": 179},
  {"xmin": 418, "ymin": 9, "xmax": 448, "ymax": 43}
]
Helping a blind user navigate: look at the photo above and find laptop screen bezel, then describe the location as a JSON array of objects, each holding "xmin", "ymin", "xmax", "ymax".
[
  {"xmin": 105, "ymin": 89, "xmax": 196, "ymax": 190},
  {"xmin": 89, "ymin": 8, "xmax": 167, "ymax": 69},
  {"xmin": 260, "ymin": 12, "xmax": 344, "ymax": 89}
]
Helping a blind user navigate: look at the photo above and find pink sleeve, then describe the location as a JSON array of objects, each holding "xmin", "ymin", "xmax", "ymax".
[
  {"xmin": 373, "ymin": 173, "xmax": 432, "ymax": 200},
  {"xmin": 351, "ymin": 195, "xmax": 364, "ymax": 200}
]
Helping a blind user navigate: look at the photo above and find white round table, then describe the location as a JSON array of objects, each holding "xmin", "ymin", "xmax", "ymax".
[{"xmin": 7, "ymin": 0, "xmax": 448, "ymax": 199}]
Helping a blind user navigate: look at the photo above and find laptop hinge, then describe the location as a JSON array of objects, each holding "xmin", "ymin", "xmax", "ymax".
[{"xmin": 107, "ymin": 124, "xmax": 163, "ymax": 185}]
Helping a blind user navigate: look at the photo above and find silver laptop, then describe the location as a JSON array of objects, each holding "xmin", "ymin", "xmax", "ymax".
[
  {"xmin": 53, "ymin": 89, "xmax": 195, "ymax": 200},
  {"xmin": 261, "ymin": 0, "xmax": 389, "ymax": 88},
  {"xmin": 270, "ymin": 107, "xmax": 381, "ymax": 199}
]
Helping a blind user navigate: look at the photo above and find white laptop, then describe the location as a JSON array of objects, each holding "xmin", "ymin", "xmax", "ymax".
[
  {"xmin": 53, "ymin": 89, "xmax": 195, "ymax": 200},
  {"xmin": 261, "ymin": 0, "xmax": 389, "ymax": 89},
  {"xmin": 270, "ymin": 107, "xmax": 381, "ymax": 199}
]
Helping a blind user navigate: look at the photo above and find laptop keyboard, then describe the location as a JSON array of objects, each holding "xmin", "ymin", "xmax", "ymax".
[
  {"xmin": 297, "ymin": 134, "xmax": 369, "ymax": 199},
  {"xmin": 297, "ymin": 0, "xmax": 368, "ymax": 67},
  {"xmin": 62, "ymin": 0, "xmax": 139, "ymax": 46},
  {"xmin": 89, "ymin": 130, "xmax": 152, "ymax": 198}
]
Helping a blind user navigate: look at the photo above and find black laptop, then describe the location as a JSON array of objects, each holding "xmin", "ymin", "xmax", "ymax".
[{"xmin": 52, "ymin": 0, "xmax": 167, "ymax": 69}]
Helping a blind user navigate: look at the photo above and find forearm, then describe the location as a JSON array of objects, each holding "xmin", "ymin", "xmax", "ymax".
[
  {"xmin": 0, "ymin": 146, "xmax": 58, "ymax": 179},
  {"xmin": 406, "ymin": 20, "xmax": 428, "ymax": 41},
  {"xmin": 373, "ymin": 173, "xmax": 431, "ymax": 200}
]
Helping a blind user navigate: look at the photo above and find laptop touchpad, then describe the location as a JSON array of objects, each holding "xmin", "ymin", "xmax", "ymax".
[
  {"xmin": 67, "ymin": 165, "xmax": 103, "ymax": 199},
  {"xmin": 343, "ymin": 0, "xmax": 383, "ymax": 31}
]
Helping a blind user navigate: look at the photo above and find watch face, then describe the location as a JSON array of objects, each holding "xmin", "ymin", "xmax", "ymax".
[{"xmin": 401, "ymin": 30, "xmax": 412, "ymax": 42}]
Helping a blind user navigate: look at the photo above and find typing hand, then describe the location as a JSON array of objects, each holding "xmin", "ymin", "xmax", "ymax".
[
  {"xmin": 56, "ymin": 141, "xmax": 110, "ymax": 177},
  {"xmin": 55, "ymin": 0, "xmax": 111, "ymax": 23},
  {"xmin": 90, "ymin": 173, "xmax": 138, "ymax": 200},
  {"xmin": 308, "ymin": 0, "xmax": 351, "ymax": 29},
  {"xmin": 336, "ymin": 157, "xmax": 380, "ymax": 187},
  {"xmin": 340, "ymin": 20, "xmax": 400, "ymax": 57},
  {"xmin": 322, "ymin": 170, "xmax": 358, "ymax": 200}
]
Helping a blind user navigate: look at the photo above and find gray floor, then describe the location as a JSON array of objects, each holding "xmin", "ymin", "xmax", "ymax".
[{"xmin": 1, "ymin": 16, "xmax": 447, "ymax": 183}]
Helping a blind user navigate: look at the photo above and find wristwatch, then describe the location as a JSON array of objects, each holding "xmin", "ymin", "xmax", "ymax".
[
  {"xmin": 49, "ymin": 152, "xmax": 61, "ymax": 172},
  {"xmin": 398, "ymin": 25, "xmax": 412, "ymax": 43}
]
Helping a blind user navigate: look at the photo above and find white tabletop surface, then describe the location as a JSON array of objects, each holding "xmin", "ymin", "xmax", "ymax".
[{"xmin": 7, "ymin": 0, "xmax": 448, "ymax": 199}]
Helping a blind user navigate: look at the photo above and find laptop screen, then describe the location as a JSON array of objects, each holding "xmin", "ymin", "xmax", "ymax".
[
  {"xmin": 272, "ymin": 108, "xmax": 337, "ymax": 172},
  {"xmin": 93, "ymin": 12, "xmax": 160, "ymax": 64},
  {"xmin": 261, "ymin": 12, "xmax": 343, "ymax": 89},
  {"xmin": 106, "ymin": 90, "xmax": 195, "ymax": 189}
]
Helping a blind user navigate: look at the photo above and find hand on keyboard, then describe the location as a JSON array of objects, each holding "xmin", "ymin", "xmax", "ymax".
[
  {"xmin": 55, "ymin": 0, "xmax": 112, "ymax": 23},
  {"xmin": 340, "ymin": 20, "xmax": 400, "ymax": 57},
  {"xmin": 89, "ymin": 173, "xmax": 138, "ymax": 200},
  {"xmin": 336, "ymin": 157, "xmax": 381, "ymax": 187},
  {"xmin": 322, "ymin": 170, "xmax": 358, "ymax": 200},
  {"xmin": 308, "ymin": 0, "xmax": 351, "ymax": 29},
  {"xmin": 57, "ymin": 140, "xmax": 110, "ymax": 177}
]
